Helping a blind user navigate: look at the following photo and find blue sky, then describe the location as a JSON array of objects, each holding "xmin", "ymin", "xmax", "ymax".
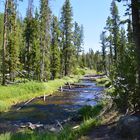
[
  {"xmin": 0, "ymin": 0, "xmax": 126, "ymax": 52},
  {"xmin": 51, "ymin": 0, "xmax": 126, "ymax": 52}
]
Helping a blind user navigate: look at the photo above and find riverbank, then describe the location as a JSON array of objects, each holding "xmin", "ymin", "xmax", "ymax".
[
  {"xmin": 0, "ymin": 69, "xmax": 96, "ymax": 112},
  {"xmin": 0, "ymin": 102, "xmax": 109, "ymax": 140},
  {"xmin": 0, "ymin": 76, "xmax": 80, "ymax": 112},
  {"xmin": 0, "ymin": 104, "xmax": 104, "ymax": 140},
  {"xmin": 0, "ymin": 75, "xmax": 107, "ymax": 140}
]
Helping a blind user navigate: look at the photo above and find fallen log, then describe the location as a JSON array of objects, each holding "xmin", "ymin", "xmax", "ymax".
[
  {"xmin": 84, "ymin": 74, "xmax": 106, "ymax": 77},
  {"xmin": 62, "ymin": 84, "xmax": 90, "ymax": 89},
  {"xmin": 16, "ymin": 97, "xmax": 36, "ymax": 111},
  {"xmin": 56, "ymin": 120, "xmax": 64, "ymax": 130},
  {"xmin": 16, "ymin": 93, "xmax": 53, "ymax": 111}
]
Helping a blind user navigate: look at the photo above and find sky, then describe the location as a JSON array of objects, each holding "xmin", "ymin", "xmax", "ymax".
[
  {"xmin": 0, "ymin": 0, "xmax": 126, "ymax": 52},
  {"xmin": 50, "ymin": 0, "xmax": 126, "ymax": 52}
]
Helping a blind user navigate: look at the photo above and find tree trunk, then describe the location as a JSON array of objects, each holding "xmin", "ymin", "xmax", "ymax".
[
  {"xmin": 40, "ymin": 43, "xmax": 45, "ymax": 82},
  {"xmin": 131, "ymin": 0, "xmax": 140, "ymax": 108}
]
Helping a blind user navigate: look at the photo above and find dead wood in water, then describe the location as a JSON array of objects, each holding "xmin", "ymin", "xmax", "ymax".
[
  {"xmin": 62, "ymin": 83, "xmax": 90, "ymax": 89},
  {"xmin": 16, "ymin": 97, "xmax": 36, "ymax": 111},
  {"xmin": 16, "ymin": 94, "xmax": 53, "ymax": 111}
]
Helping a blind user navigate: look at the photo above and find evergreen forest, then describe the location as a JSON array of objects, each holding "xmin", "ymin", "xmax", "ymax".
[{"xmin": 0, "ymin": 0, "xmax": 140, "ymax": 139}]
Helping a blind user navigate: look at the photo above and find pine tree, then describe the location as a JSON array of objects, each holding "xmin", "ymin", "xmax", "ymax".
[
  {"xmin": 23, "ymin": 0, "xmax": 34, "ymax": 79},
  {"xmin": 81, "ymin": 52, "xmax": 86, "ymax": 68},
  {"xmin": 74, "ymin": 22, "xmax": 82, "ymax": 63},
  {"xmin": 131, "ymin": 0, "xmax": 140, "ymax": 109},
  {"xmin": 105, "ymin": 16, "xmax": 113, "ymax": 68},
  {"xmin": 33, "ymin": 9, "xmax": 41, "ymax": 80},
  {"xmin": 89, "ymin": 49, "xmax": 95, "ymax": 69},
  {"xmin": 80, "ymin": 25, "xmax": 84, "ymax": 48},
  {"xmin": 0, "ymin": 13, "xmax": 4, "ymax": 51},
  {"xmin": 2, "ymin": 0, "xmax": 19, "ymax": 84},
  {"xmin": 110, "ymin": 0, "xmax": 120, "ymax": 61},
  {"xmin": 126, "ymin": 20, "xmax": 137, "ymax": 110},
  {"xmin": 7, "ymin": 0, "xmax": 19, "ymax": 82},
  {"xmin": 93, "ymin": 51, "xmax": 103, "ymax": 72},
  {"xmin": 0, "ymin": 13, "xmax": 4, "ymax": 75},
  {"xmin": 50, "ymin": 16, "xmax": 60, "ymax": 79},
  {"xmin": 100, "ymin": 31, "xmax": 107, "ymax": 73},
  {"xmin": 17, "ymin": 17, "xmax": 24, "ymax": 73},
  {"xmin": 40, "ymin": 0, "xmax": 51, "ymax": 81},
  {"xmin": 23, "ymin": 1, "xmax": 41, "ymax": 80},
  {"xmin": 2, "ymin": 0, "xmax": 8, "ymax": 85},
  {"xmin": 60, "ymin": 0, "xmax": 74, "ymax": 76}
]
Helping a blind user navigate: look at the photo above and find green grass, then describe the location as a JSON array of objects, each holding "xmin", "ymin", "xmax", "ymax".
[
  {"xmin": 105, "ymin": 86, "xmax": 115, "ymax": 95},
  {"xmin": 0, "ymin": 69, "xmax": 96, "ymax": 112},
  {"xmin": 73, "ymin": 68, "xmax": 96, "ymax": 76},
  {"xmin": 0, "ymin": 118, "xmax": 101, "ymax": 140},
  {"xmin": 96, "ymin": 77, "xmax": 111, "ymax": 87},
  {"xmin": 78, "ymin": 104, "xmax": 104, "ymax": 120},
  {"xmin": 75, "ymin": 118, "xmax": 101, "ymax": 137},
  {"xmin": 73, "ymin": 68, "xmax": 86, "ymax": 75},
  {"xmin": 0, "ymin": 102, "xmax": 104, "ymax": 140},
  {"xmin": 0, "ymin": 103, "xmax": 103, "ymax": 140},
  {"xmin": 0, "ymin": 69, "xmax": 100, "ymax": 140},
  {"xmin": 0, "ymin": 76, "xmax": 81, "ymax": 112},
  {"xmin": 0, "ymin": 132, "xmax": 57, "ymax": 140}
]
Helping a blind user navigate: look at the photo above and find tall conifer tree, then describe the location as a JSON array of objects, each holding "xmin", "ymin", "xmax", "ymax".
[
  {"xmin": 40, "ymin": 0, "xmax": 51, "ymax": 81},
  {"xmin": 60, "ymin": 0, "xmax": 73, "ymax": 76},
  {"xmin": 110, "ymin": 0, "xmax": 120, "ymax": 61},
  {"xmin": 50, "ymin": 16, "xmax": 60, "ymax": 79}
]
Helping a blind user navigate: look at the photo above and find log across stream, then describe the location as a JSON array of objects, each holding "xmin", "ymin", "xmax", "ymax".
[{"xmin": 0, "ymin": 75, "xmax": 105, "ymax": 132}]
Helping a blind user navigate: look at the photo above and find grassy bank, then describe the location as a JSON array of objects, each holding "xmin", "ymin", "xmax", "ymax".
[
  {"xmin": 0, "ymin": 68, "xmax": 101, "ymax": 140},
  {"xmin": 0, "ymin": 76, "xmax": 80, "ymax": 112},
  {"xmin": 0, "ymin": 69, "xmax": 96, "ymax": 112},
  {"xmin": 95, "ymin": 76, "xmax": 115, "ymax": 95},
  {"xmin": 0, "ymin": 99, "xmax": 117, "ymax": 140},
  {"xmin": 0, "ymin": 118, "xmax": 101, "ymax": 140},
  {"xmin": 96, "ymin": 76, "xmax": 111, "ymax": 88}
]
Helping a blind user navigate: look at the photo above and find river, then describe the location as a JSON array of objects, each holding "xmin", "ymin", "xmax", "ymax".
[{"xmin": 0, "ymin": 75, "xmax": 105, "ymax": 132}]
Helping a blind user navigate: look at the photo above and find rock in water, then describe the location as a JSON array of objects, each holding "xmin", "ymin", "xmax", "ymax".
[{"xmin": 117, "ymin": 115, "xmax": 140, "ymax": 139}]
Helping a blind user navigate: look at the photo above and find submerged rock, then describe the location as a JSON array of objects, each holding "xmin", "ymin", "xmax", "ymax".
[{"xmin": 117, "ymin": 115, "xmax": 140, "ymax": 139}]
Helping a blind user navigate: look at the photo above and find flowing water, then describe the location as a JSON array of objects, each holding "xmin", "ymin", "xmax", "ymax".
[{"xmin": 0, "ymin": 76, "xmax": 104, "ymax": 128}]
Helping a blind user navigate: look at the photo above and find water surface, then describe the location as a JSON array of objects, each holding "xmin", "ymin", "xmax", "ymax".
[{"xmin": 0, "ymin": 78, "xmax": 104, "ymax": 125}]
